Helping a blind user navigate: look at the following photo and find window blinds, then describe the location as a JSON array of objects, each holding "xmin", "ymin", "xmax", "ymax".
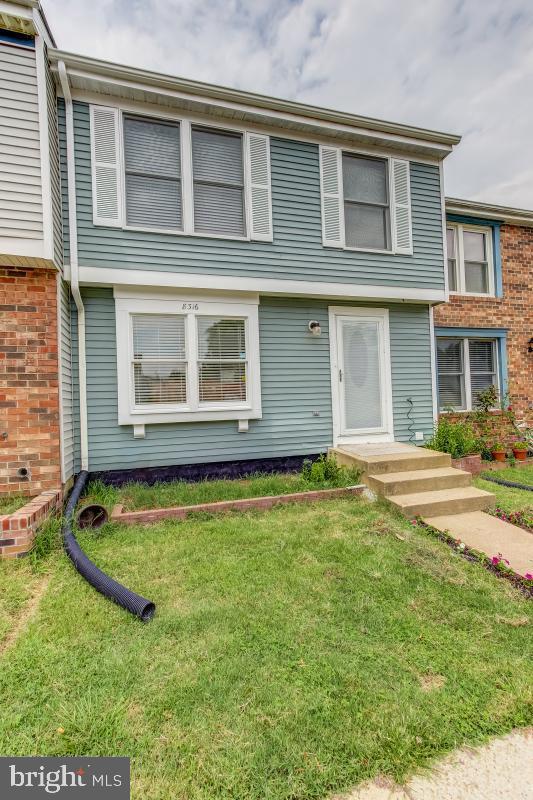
[
  {"xmin": 132, "ymin": 315, "xmax": 187, "ymax": 405},
  {"xmin": 197, "ymin": 317, "xmax": 247, "ymax": 403}
]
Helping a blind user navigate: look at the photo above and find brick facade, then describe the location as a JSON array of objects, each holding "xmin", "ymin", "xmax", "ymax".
[
  {"xmin": 0, "ymin": 266, "xmax": 62, "ymax": 495},
  {"xmin": 434, "ymin": 222, "xmax": 533, "ymax": 425}
]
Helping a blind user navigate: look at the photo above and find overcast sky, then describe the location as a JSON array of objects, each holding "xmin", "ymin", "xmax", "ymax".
[{"xmin": 44, "ymin": 0, "xmax": 533, "ymax": 208}]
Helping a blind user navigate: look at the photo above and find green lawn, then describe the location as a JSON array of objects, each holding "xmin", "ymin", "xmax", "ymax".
[
  {"xmin": 0, "ymin": 498, "xmax": 531, "ymax": 800},
  {"xmin": 86, "ymin": 468, "xmax": 361, "ymax": 512},
  {"xmin": 0, "ymin": 494, "xmax": 29, "ymax": 515},
  {"xmin": 475, "ymin": 465, "xmax": 533, "ymax": 516}
]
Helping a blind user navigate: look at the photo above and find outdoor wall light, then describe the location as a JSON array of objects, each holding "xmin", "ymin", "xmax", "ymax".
[
  {"xmin": 528, "ymin": 337, "xmax": 533, "ymax": 353},
  {"xmin": 308, "ymin": 320, "xmax": 321, "ymax": 336}
]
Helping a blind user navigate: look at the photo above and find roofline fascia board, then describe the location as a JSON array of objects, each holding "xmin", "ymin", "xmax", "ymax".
[
  {"xmin": 446, "ymin": 197, "xmax": 533, "ymax": 227},
  {"xmin": 49, "ymin": 49, "xmax": 460, "ymax": 153},
  {"xmin": 76, "ymin": 265, "xmax": 445, "ymax": 304}
]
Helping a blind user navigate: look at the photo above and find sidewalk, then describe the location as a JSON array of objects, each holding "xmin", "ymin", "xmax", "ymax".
[
  {"xmin": 424, "ymin": 510, "xmax": 533, "ymax": 577},
  {"xmin": 333, "ymin": 728, "xmax": 533, "ymax": 800}
]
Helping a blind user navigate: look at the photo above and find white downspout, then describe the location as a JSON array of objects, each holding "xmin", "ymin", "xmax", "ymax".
[{"xmin": 58, "ymin": 61, "xmax": 89, "ymax": 472}]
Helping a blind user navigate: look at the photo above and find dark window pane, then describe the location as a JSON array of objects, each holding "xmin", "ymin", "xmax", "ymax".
[
  {"xmin": 194, "ymin": 183, "xmax": 244, "ymax": 236},
  {"xmin": 438, "ymin": 374, "xmax": 465, "ymax": 409},
  {"xmin": 192, "ymin": 128, "xmax": 243, "ymax": 185},
  {"xmin": 465, "ymin": 262, "xmax": 488, "ymax": 293},
  {"xmin": 126, "ymin": 174, "xmax": 182, "ymax": 229}
]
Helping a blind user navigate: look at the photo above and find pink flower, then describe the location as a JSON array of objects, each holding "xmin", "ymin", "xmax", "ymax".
[
  {"xmin": 491, "ymin": 556, "xmax": 500, "ymax": 566},
  {"xmin": 525, "ymin": 574, "xmax": 533, "ymax": 581}
]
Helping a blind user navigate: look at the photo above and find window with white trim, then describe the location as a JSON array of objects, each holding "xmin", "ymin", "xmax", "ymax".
[
  {"xmin": 115, "ymin": 295, "xmax": 262, "ymax": 426},
  {"xmin": 89, "ymin": 105, "xmax": 273, "ymax": 241},
  {"xmin": 446, "ymin": 223, "xmax": 494, "ymax": 295},
  {"xmin": 436, "ymin": 337, "xmax": 499, "ymax": 411},
  {"xmin": 342, "ymin": 154, "xmax": 391, "ymax": 250}
]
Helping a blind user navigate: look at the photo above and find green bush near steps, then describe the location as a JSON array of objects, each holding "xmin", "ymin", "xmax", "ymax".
[{"xmin": 425, "ymin": 417, "xmax": 481, "ymax": 460}]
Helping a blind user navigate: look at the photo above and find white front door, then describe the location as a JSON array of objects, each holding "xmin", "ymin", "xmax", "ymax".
[{"xmin": 330, "ymin": 308, "xmax": 394, "ymax": 443}]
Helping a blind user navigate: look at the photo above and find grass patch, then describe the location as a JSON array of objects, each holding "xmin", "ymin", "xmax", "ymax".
[
  {"xmin": 0, "ymin": 498, "xmax": 531, "ymax": 799},
  {"xmin": 0, "ymin": 494, "xmax": 28, "ymax": 515},
  {"xmin": 0, "ymin": 560, "xmax": 49, "ymax": 645},
  {"xmin": 475, "ymin": 470, "xmax": 533, "ymax": 516},
  {"xmin": 86, "ymin": 464, "xmax": 361, "ymax": 513}
]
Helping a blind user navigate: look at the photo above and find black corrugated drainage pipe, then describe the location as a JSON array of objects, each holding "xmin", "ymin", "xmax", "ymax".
[{"xmin": 63, "ymin": 471, "xmax": 156, "ymax": 622}]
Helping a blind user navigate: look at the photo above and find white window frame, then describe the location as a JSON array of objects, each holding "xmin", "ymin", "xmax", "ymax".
[
  {"xmin": 115, "ymin": 292, "xmax": 262, "ymax": 425},
  {"xmin": 446, "ymin": 223, "xmax": 495, "ymax": 297},
  {"xmin": 341, "ymin": 152, "xmax": 393, "ymax": 254},
  {"xmin": 118, "ymin": 112, "xmax": 251, "ymax": 241},
  {"xmin": 437, "ymin": 336, "xmax": 499, "ymax": 412}
]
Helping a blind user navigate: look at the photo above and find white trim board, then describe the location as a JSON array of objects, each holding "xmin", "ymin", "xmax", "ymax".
[{"xmin": 78, "ymin": 266, "xmax": 445, "ymax": 303}]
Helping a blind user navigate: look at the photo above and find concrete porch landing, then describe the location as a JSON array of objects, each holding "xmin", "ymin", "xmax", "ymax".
[
  {"xmin": 426, "ymin": 511, "xmax": 533, "ymax": 578},
  {"xmin": 330, "ymin": 443, "xmax": 493, "ymax": 517}
]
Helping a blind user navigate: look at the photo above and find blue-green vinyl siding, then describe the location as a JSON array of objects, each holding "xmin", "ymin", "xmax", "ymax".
[
  {"xmin": 59, "ymin": 101, "xmax": 445, "ymax": 291},
  {"xmin": 71, "ymin": 290, "xmax": 434, "ymax": 472}
]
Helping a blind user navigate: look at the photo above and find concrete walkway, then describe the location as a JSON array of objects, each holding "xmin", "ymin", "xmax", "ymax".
[
  {"xmin": 424, "ymin": 510, "xmax": 533, "ymax": 577},
  {"xmin": 333, "ymin": 729, "xmax": 533, "ymax": 800}
]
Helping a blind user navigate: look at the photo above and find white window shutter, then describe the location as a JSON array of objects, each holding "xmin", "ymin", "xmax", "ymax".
[
  {"xmin": 90, "ymin": 105, "xmax": 122, "ymax": 227},
  {"xmin": 391, "ymin": 159, "xmax": 413, "ymax": 254},
  {"xmin": 319, "ymin": 146, "xmax": 344, "ymax": 247},
  {"xmin": 246, "ymin": 133, "xmax": 273, "ymax": 241}
]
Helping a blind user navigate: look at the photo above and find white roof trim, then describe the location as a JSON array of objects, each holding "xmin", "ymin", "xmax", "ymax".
[
  {"xmin": 48, "ymin": 49, "xmax": 460, "ymax": 159},
  {"xmin": 446, "ymin": 196, "xmax": 533, "ymax": 227},
  {"xmin": 78, "ymin": 265, "xmax": 445, "ymax": 304}
]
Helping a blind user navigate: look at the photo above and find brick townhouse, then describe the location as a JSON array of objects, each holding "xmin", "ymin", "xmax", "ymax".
[{"xmin": 434, "ymin": 198, "xmax": 533, "ymax": 427}]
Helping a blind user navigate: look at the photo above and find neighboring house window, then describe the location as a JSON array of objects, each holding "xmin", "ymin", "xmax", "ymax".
[
  {"xmin": 192, "ymin": 127, "xmax": 245, "ymax": 237},
  {"xmin": 115, "ymin": 295, "xmax": 261, "ymax": 426},
  {"xmin": 342, "ymin": 154, "xmax": 391, "ymax": 250},
  {"xmin": 123, "ymin": 116, "xmax": 182, "ymax": 230},
  {"xmin": 446, "ymin": 223, "xmax": 494, "ymax": 295},
  {"xmin": 90, "ymin": 105, "xmax": 273, "ymax": 241},
  {"xmin": 437, "ymin": 337, "xmax": 498, "ymax": 411}
]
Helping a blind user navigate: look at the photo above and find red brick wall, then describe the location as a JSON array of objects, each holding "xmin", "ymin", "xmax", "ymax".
[
  {"xmin": 434, "ymin": 223, "xmax": 533, "ymax": 425},
  {"xmin": 0, "ymin": 266, "xmax": 62, "ymax": 495}
]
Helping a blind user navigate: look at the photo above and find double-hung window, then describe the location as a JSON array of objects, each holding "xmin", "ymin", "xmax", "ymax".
[
  {"xmin": 116, "ymin": 295, "xmax": 261, "ymax": 426},
  {"xmin": 90, "ymin": 104, "xmax": 273, "ymax": 241},
  {"xmin": 192, "ymin": 127, "xmax": 245, "ymax": 237},
  {"xmin": 436, "ymin": 337, "xmax": 498, "ymax": 411},
  {"xmin": 124, "ymin": 116, "xmax": 182, "ymax": 230},
  {"xmin": 446, "ymin": 223, "xmax": 494, "ymax": 295},
  {"xmin": 342, "ymin": 154, "xmax": 391, "ymax": 250}
]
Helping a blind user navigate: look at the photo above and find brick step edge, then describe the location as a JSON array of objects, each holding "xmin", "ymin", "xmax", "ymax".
[
  {"xmin": 0, "ymin": 488, "xmax": 62, "ymax": 558},
  {"xmin": 111, "ymin": 485, "xmax": 366, "ymax": 524}
]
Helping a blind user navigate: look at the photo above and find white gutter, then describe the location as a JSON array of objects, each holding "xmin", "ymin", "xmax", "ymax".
[{"xmin": 58, "ymin": 60, "xmax": 88, "ymax": 472}]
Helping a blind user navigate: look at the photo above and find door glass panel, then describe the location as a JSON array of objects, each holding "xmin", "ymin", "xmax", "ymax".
[{"xmin": 341, "ymin": 319, "xmax": 382, "ymax": 430}]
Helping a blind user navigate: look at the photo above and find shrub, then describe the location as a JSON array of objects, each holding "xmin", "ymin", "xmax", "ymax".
[
  {"xmin": 512, "ymin": 441, "xmax": 528, "ymax": 451},
  {"xmin": 425, "ymin": 417, "xmax": 480, "ymax": 459},
  {"xmin": 491, "ymin": 441, "xmax": 506, "ymax": 452},
  {"xmin": 301, "ymin": 454, "xmax": 360, "ymax": 486},
  {"xmin": 474, "ymin": 385, "xmax": 499, "ymax": 413}
]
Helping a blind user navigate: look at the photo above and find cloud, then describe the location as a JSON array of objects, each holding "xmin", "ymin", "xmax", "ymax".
[{"xmin": 44, "ymin": 0, "xmax": 533, "ymax": 206}]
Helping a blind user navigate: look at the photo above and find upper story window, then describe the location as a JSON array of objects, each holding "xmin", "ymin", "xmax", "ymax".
[
  {"xmin": 124, "ymin": 116, "xmax": 182, "ymax": 230},
  {"xmin": 342, "ymin": 155, "xmax": 391, "ymax": 251},
  {"xmin": 191, "ymin": 127, "xmax": 245, "ymax": 237},
  {"xmin": 446, "ymin": 223, "xmax": 494, "ymax": 295},
  {"xmin": 320, "ymin": 145, "xmax": 413, "ymax": 255},
  {"xmin": 89, "ymin": 104, "xmax": 272, "ymax": 241}
]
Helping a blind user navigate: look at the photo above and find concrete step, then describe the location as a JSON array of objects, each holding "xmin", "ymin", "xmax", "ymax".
[
  {"xmin": 367, "ymin": 467, "xmax": 472, "ymax": 497},
  {"xmin": 388, "ymin": 486, "xmax": 493, "ymax": 518},
  {"xmin": 331, "ymin": 445, "xmax": 451, "ymax": 476}
]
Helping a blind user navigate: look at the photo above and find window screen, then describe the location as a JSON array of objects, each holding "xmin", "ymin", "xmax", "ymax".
[
  {"xmin": 447, "ymin": 227, "xmax": 458, "ymax": 291},
  {"xmin": 132, "ymin": 315, "xmax": 186, "ymax": 405},
  {"xmin": 342, "ymin": 154, "xmax": 390, "ymax": 250},
  {"xmin": 469, "ymin": 340, "xmax": 496, "ymax": 405},
  {"xmin": 124, "ymin": 116, "xmax": 182, "ymax": 230},
  {"xmin": 192, "ymin": 127, "xmax": 245, "ymax": 236},
  {"xmin": 437, "ymin": 338, "xmax": 465, "ymax": 409},
  {"xmin": 463, "ymin": 230, "xmax": 489, "ymax": 293},
  {"xmin": 197, "ymin": 317, "xmax": 247, "ymax": 403}
]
